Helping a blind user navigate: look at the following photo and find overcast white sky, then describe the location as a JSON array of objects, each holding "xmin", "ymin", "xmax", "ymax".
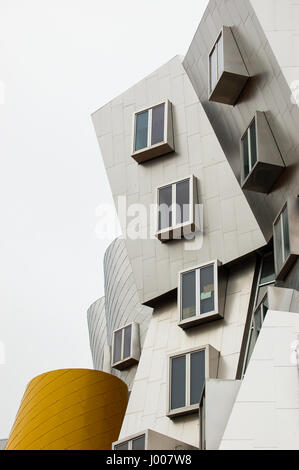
[{"xmin": 0, "ymin": 0, "xmax": 208, "ymax": 438}]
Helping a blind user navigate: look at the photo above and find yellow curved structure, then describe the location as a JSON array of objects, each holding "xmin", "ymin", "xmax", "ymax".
[{"xmin": 5, "ymin": 369, "xmax": 128, "ymax": 450}]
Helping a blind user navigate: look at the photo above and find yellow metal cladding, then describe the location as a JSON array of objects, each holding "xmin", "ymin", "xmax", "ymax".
[{"xmin": 5, "ymin": 369, "xmax": 128, "ymax": 450}]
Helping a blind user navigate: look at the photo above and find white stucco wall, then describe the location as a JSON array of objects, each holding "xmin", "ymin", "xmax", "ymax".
[{"xmin": 220, "ymin": 309, "xmax": 299, "ymax": 450}]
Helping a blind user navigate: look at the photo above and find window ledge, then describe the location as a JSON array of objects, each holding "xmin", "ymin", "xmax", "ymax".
[
  {"xmin": 167, "ymin": 404, "xmax": 199, "ymax": 419},
  {"xmin": 156, "ymin": 221, "xmax": 197, "ymax": 243},
  {"xmin": 275, "ymin": 253, "xmax": 298, "ymax": 281},
  {"xmin": 132, "ymin": 141, "xmax": 174, "ymax": 164},
  {"xmin": 241, "ymin": 161, "xmax": 285, "ymax": 194},
  {"xmin": 178, "ymin": 311, "xmax": 223, "ymax": 330},
  {"xmin": 112, "ymin": 356, "xmax": 139, "ymax": 371}
]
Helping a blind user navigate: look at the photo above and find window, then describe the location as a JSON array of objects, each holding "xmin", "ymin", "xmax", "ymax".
[
  {"xmin": 111, "ymin": 322, "xmax": 140, "ymax": 371},
  {"xmin": 156, "ymin": 175, "xmax": 199, "ymax": 242},
  {"xmin": 209, "ymin": 32, "xmax": 224, "ymax": 93},
  {"xmin": 132, "ymin": 100, "xmax": 174, "ymax": 163},
  {"xmin": 114, "ymin": 434, "xmax": 145, "ymax": 451},
  {"xmin": 243, "ymin": 253, "xmax": 275, "ymax": 374},
  {"xmin": 274, "ymin": 204, "xmax": 290, "ymax": 277},
  {"xmin": 240, "ymin": 111, "xmax": 284, "ymax": 193},
  {"xmin": 168, "ymin": 345, "xmax": 219, "ymax": 418},
  {"xmin": 113, "ymin": 430, "xmax": 197, "ymax": 450},
  {"xmin": 178, "ymin": 261, "xmax": 227, "ymax": 329},
  {"xmin": 242, "ymin": 118, "xmax": 257, "ymax": 180},
  {"xmin": 208, "ymin": 26, "xmax": 249, "ymax": 105}
]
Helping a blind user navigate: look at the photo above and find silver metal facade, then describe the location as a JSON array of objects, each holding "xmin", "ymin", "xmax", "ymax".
[
  {"xmin": 87, "ymin": 237, "xmax": 152, "ymax": 389},
  {"xmin": 92, "ymin": 55, "xmax": 265, "ymax": 306}
]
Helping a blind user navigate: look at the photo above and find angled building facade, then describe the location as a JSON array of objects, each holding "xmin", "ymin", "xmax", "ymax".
[{"xmin": 88, "ymin": 0, "xmax": 299, "ymax": 450}]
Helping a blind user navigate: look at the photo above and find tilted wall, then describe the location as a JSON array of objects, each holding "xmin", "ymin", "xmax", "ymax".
[
  {"xmin": 92, "ymin": 55, "xmax": 265, "ymax": 306},
  {"xmin": 87, "ymin": 238, "xmax": 152, "ymax": 390},
  {"xmin": 183, "ymin": 0, "xmax": 299, "ymax": 244}
]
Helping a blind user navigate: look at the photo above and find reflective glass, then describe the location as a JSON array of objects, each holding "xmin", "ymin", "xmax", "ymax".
[
  {"xmin": 123, "ymin": 325, "xmax": 132, "ymax": 359},
  {"xmin": 190, "ymin": 350, "xmax": 205, "ymax": 405},
  {"xmin": 243, "ymin": 131, "xmax": 250, "ymax": 178},
  {"xmin": 158, "ymin": 185, "xmax": 172, "ymax": 230},
  {"xmin": 171, "ymin": 355, "xmax": 186, "ymax": 410},
  {"xmin": 151, "ymin": 104, "xmax": 165, "ymax": 146},
  {"xmin": 217, "ymin": 34, "xmax": 224, "ymax": 78},
  {"xmin": 249, "ymin": 120, "xmax": 257, "ymax": 169},
  {"xmin": 135, "ymin": 110, "xmax": 148, "ymax": 151},
  {"xmin": 181, "ymin": 270, "xmax": 196, "ymax": 320},
  {"xmin": 274, "ymin": 217, "xmax": 283, "ymax": 273},
  {"xmin": 260, "ymin": 254, "xmax": 275, "ymax": 284},
  {"xmin": 132, "ymin": 435, "xmax": 145, "ymax": 450},
  {"xmin": 282, "ymin": 206, "xmax": 290, "ymax": 262},
  {"xmin": 210, "ymin": 47, "xmax": 217, "ymax": 91},
  {"xmin": 200, "ymin": 264, "xmax": 214, "ymax": 314},
  {"xmin": 176, "ymin": 179, "xmax": 190, "ymax": 225},
  {"xmin": 115, "ymin": 441, "xmax": 129, "ymax": 450},
  {"xmin": 113, "ymin": 329, "xmax": 122, "ymax": 364}
]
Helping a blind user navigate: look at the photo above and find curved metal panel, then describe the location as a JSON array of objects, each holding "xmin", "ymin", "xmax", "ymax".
[{"xmin": 5, "ymin": 369, "xmax": 128, "ymax": 450}]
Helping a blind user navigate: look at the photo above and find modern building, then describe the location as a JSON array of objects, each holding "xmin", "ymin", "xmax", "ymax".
[{"xmin": 89, "ymin": 0, "xmax": 299, "ymax": 450}]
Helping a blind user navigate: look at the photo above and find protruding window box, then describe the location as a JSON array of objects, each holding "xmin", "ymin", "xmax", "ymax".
[
  {"xmin": 178, "ymin": 260, "xmax": 227, "ymax": 330},
  {"xmin": 155, "ymin": 175, "xmax": 199, "ymax": 243},
  {"xmin": 273, "ymin": 198, "xmax": 299, "ymax": 280},
  {"xmin": 131, "ymin": 100, "xmax": 174, "ymax": 163},
  {"xmin": 167, "ymin": 345, "xmax": 219, "ymax": 419},
  {"xmin": 209, "ymin": 26, "xmax": 249, "ymax": 106},
  {"xmin": 241, "ymin": 112, "xmax": 285, "ymax": 193},
  {"xmin": 111, "ymin": 322, "xmax": 140, "ymax": 371},
  {"xmin": 113, "ymin": 429, "xmax": 197, "ymax": 451}
]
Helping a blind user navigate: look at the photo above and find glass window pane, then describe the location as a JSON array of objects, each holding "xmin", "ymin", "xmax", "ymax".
[
  {"xmin": 210, "ymin": 47, "xmax": 217, "ymax": 91},
  {"xmin": 242, "ymin": 132, "xmax": 250, "ymax": 178},
  {"xmin": 176, "ymin": 179, "xmax": 190, "ymax": 225},
  {"xmin": 217, "ymin": 34, "xmax": 223, "ymax": 78},
  {"xmin": 123, "ymin": 325, "xmax": 132, "ymax": 359},
  {"xmin": 132, "ymin": 435, "xmax": 145, "ymax": 450},
  {"xmin": 262, "ymin": 298, "xmax": 269, "ymax": 320},
  {"xmin": 274, "ymin": 217, "xmax": 283, "ymax": 273},
  {"xmin": 282, "ymin": 206, "xmax": 290, "ymax": 262},
  {"xmin": 151, "ymin": 103, "xmax": 165, "ymax": 145},
  {"xmin": 249, "ymin": 121, "xmax": 257, "ymax": 169},
  {"xmin": 113, "ymin": 329, "xmax": 122, "ymax": 363},
  {"xmin": 158, "ymin": 185, "xmax": 172, "ymax": 230},
  {"xmin": 244, "ymin": 327, "xmax": 255, "ymax": 372},
  {"xmin": 171, "ymin": 355, "xmax": 186, "ymax": 410},
  {"xmin": 115, "ymin": 441, "xmax": 129, "ymax": 450},
  {"xmin": 190, "ymin": 350, "xmax": 205, "ymax": 405},
  {"xmin": 181, "ymin": 270, "xmax": 196, "ymax": 320},
  {"xmin": 135, "ymin": 110, "xmax": 148, "ymax": 151},
  {"xmin": 200, "ymin": 265, "xmax": 215, "ymax": 314},
  {"xmin": 254, "ymin": 306, "xmax": 262, "ymax": 337},
  {"xmin": 260, "ymin": 254, "xmax": 275, "ymax": 284},
  {"xmin": 256, "ymin": 284, "xmax": 268, "ymax": 306}
]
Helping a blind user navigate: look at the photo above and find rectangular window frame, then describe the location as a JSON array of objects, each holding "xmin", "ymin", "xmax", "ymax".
[
  {"xmin": 273, "ymin": 202, "xmax": 292, "ymax": 280},
  {"xmin": 209, "ymin": 31, "xmax": 224, "ymax": 94},
  {"xmin": 167, "ymin": 345, "xmax": 219, "ymax": 419},
  {"xmin": 131, "ymin": 100, "xmax": 174, "ymax": 163},
  {"xmin": 241, "ymin": 116, "xmax": 258, "ymax": 183},
  {"xmin": 155, "ymin": 175, "xmax": 198, "ymax": 242},
  {"xmin": 178, "ymin": 260, "xmax": 224, "ymax": 329},
  {"xmin": 111, "ymin": 322, "xmax": 140, "ymax": 371},
  {"xmin": 242, "ymin": 252, "xmax": 275, "ymax": 376},
  {"xmin": 113, "ymin": 433, "xmax": 146, "ymax": 451}
]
